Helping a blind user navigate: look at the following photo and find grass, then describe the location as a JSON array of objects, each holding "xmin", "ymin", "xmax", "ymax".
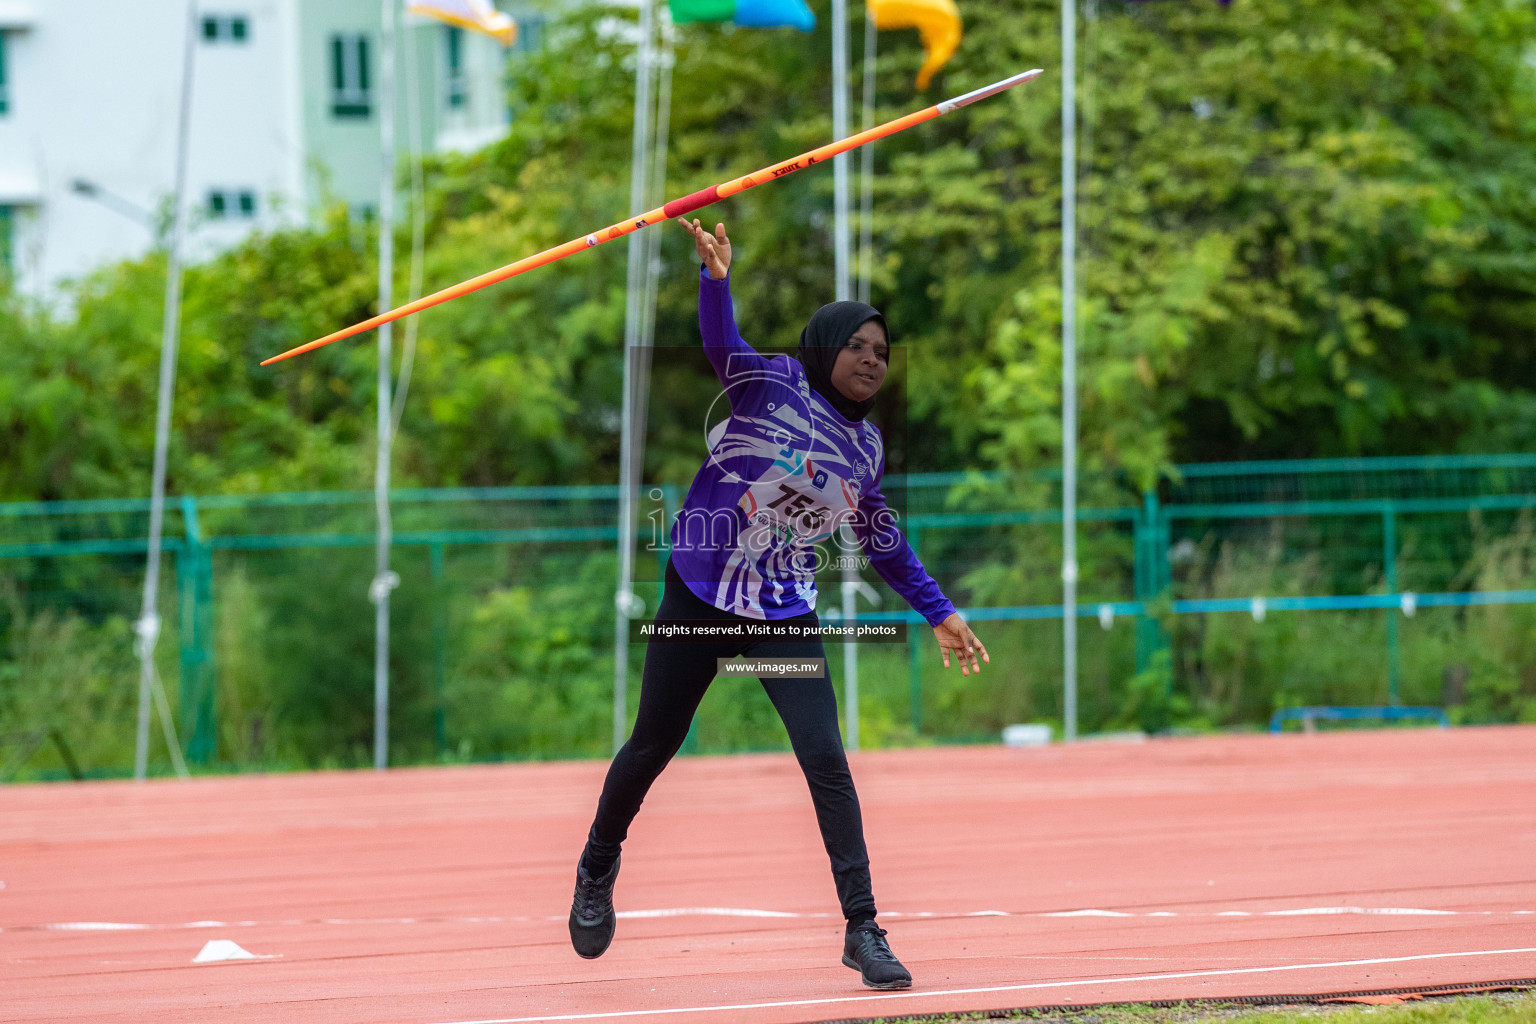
[{"xmin": 861, "ymin": 991, "xmax": 1536, "ymax": 1024}]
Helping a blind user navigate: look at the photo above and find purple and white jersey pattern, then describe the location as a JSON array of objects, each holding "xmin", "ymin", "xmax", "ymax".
[{"xmin": 669, "ymin": 268, "xmax": 955, "ymax": 625}]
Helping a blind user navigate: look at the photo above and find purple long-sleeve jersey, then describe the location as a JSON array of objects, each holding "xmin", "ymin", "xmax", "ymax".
[{"xmin": 668, "ymin": 268, "xmax": 956, "ymax": 626}]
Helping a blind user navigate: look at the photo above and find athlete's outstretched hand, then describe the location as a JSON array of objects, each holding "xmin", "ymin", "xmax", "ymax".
[
  {"xmin": 679, "ymin": 218, "xmax": 731, "ymax": 279},
  {"xmin": 933, "ymin": 613, "xmax": 988, "ymax": 676}
]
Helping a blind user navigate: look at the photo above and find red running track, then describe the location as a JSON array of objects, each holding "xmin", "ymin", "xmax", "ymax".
[{"xmin": 3, "ymin": 727, "xmax": 1535, "ymax": 1024}]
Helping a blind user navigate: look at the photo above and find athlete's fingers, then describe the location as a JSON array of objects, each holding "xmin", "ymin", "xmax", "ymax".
[
  {"xmin": 967, "ymin": 628, "xmax": 987, "ymax": 671},
  {"xmin": 940, "ymin": 644, "xmax": 952, "ymax": 670},
  {"xmin": 714, "ymin": 222, "xmax": 728, "ymax": 246}
]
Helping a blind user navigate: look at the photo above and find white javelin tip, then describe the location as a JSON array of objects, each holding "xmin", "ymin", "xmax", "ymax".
[{"xmin": 938, "ymin": 69, "xmax": 1045, "ymax": 114}]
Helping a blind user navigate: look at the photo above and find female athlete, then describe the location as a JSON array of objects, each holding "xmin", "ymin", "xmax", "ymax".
[{"xmin": 569, "ymin": 218, "xmax": 988, "ymax": 990}]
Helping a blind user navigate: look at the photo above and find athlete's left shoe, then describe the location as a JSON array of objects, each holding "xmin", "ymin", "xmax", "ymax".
[
  {"xmin": 568, "ymin": 853, "xmax": 620, "ymax": 959},
  {"xmin": 842, "ymin": 922, "xmax": 912, "ymax": 989}
]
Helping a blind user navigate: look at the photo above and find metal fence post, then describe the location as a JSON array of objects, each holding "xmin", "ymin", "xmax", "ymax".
[
  {"xmin": 177, "ymin": 495, "xmax": 216, "ymax": 763},
  {"xmin": 1383, "ymin": 503, "xmax": 1400, "ymax": 705},
  {"xmin": 430, "ymin": 542, "xmax": 447, "ymax": 755},
  {"xmin": 1134, "ymin": 490, "xmax": 1165, "ymax": 673}
]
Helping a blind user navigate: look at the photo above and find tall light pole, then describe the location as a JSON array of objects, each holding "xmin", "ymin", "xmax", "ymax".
[
  {"xmin": 372, "ymin": 0, "xmax": 400, "ymax": 771},
  {"xmin": 1060, "ymin": 0, "xmax": 1079, "ymax": 742},
  {"xmin": 614, "ymin": 0, "xmax": 658, "ymax": 754},
  {"xmin": 857, "ymin": 10, "xmax": 876, "ymax": 307},
  {"xmin": 831, "ymin": 0, "xmax": 864, "ymax": 750},
  {"xmin": 133, "ymin": 0, "xmax": 198, "ymax": 782}
]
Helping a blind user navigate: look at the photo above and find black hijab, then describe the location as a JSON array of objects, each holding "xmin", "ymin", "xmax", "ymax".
[{"xmin": 796, "ymin": 300, "xmax": 889, "ymax": 422}]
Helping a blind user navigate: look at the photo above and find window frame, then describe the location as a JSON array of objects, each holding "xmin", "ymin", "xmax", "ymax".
[
  {"xmin": 201, "ymin": 15, "xmax": 252, "ymax": 44},
  {"xmin": 445, "ymin": 26, "xmax": 466, "ymax": 111},
  {"xmin": 329, "ymin": 33, "xmax": 371, "ymax": 119},
  {"xmin": 0, "ymin": 205, "xmax": 13, "ymax": 277},
  {"xmin": 0, "ymin": 30, "xmax": 9, "ymax": 116},
  {"xmin": 206, "ymin": 189, "xmax": 258, "ymax": 221}
]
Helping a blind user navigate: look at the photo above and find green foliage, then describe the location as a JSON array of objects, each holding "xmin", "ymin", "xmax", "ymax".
[
  {"xmin": 450, "ymin": 550, "xmax": 617, "ymax": 759},
  {"xmin": 6, "ymin": 0, "xmax": 1536, "ymax": 499},
  {"xmin": 1110, "ymin": 648, "xmax": 1191, "ymax": 735},
  {"xmin": 974, "ymin": 0, "xmax": 1536, "ymax": 488},
  {"xmin": 0, "ymin": 590, "xmax": 139, "ymax": 777}
]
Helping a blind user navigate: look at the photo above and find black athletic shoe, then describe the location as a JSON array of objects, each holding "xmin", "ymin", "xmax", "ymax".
[
  {"xmin": 842, "ymin": 922, "xmax": 912, "ymax": 989},
  {"xmin": 568, "ymin": 853, "xmax": 620, "ymax": 959}
]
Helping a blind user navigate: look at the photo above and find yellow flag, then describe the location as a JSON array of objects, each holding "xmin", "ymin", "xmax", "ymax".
[
  {"xmin": 868, "ymin": 0, "xmax": 961, "ymax": 89},
  {"xmin": 407, "ymin": 0, "xmax": 517, "ymax": 46}
]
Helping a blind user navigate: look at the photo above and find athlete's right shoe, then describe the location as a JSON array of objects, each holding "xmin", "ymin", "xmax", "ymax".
[
  {"xmin": 842, "ymin": 922, "xmax": 912, "ymax": 989},
  {"xmin": 568, "ymin": 853, "xmax": 620, "ymax": 959}
]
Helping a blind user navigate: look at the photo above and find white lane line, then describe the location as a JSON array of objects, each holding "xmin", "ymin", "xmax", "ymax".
[
  {"xmin": 10, "ymin": 905, "xmax": 1529, "ymax": 933},
  {"xmin": 1265, "ymin": 907, "xmax": 1457, "ymax": 917},
  {"xmin": 420, "ymin": 946, "xmax": 1536, "ymax": 1024}
]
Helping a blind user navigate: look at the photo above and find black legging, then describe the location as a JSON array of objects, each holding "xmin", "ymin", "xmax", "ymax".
[{"xmin": 584, "ymin": 557, "xmax": 876, "ymax": 924}]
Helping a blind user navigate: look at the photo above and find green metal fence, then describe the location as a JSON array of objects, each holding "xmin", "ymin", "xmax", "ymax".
[{"xmin": 2, "ymin": 453, "xmax": 1534, "ymax": 775}]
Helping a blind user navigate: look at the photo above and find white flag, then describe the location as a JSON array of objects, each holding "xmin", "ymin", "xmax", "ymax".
[{"xmin": 407, "ymin": 0, "xmax": 517, "ymax": 46}]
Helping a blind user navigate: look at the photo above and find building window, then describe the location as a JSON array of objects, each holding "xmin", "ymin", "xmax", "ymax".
[
  {"xmin": 201, "ymin": 15, "xmax": 251, "ymax": 43},
  {"xmin": 0, "ymin": 31, "xmax": 9, "ymax": 116},
  {"xmin": 207, "ymin": 189, "xmax": 257, "ymax": 220},
  {"xmin": 330, "ymin": 33, "xmax": 370, "ymax": 118},
  {"xmin": 510, "ymin": 16, "xmax": 543, "ymax": 55},
  {"xmin": 0, "ymin": 206, "xmax": 13, "ymax": 277},
  {"xmin": 445, "ymin": 26, "xmax": 465, "ymax": 110}
]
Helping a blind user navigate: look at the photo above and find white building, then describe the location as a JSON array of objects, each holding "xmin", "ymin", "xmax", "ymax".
[{"xmin": 0, "ymin": 0, "xmax": 538, "ymax": 298}]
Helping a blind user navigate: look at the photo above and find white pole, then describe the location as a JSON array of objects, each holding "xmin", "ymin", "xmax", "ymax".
[
  {"xmin": 614, "ymin": 0, "xmax": 657, "ymax": 754},
  {"xmin": 832, "ymin": 0, "xmax": 852, "ymax": 300},
  {"xmin": 840, "ymin": 529, "xmax": 859, "ymax": 751},
  {"xmin": 640, "ymin": 10, "xmax": 673, "ymax": 354},
  {"xmin": 632, "ymin": 9, "xmax": 672, "ymax": 543},
  {"xmin": 1060, "ymin": 0, "xmax": 1079, "ymax": 742},
  {"xmin": 832, "ymin": 0, "xmax": 860, "ymax": 749},
  {"xmin": 372, "ymin": 0, "xmax": 399, "ymax": 771},
  {"xmin": 857, "ymin": 10, "xmax": 876, "ymax": 307},
  {"xmin": 390, "ymin": 14, "xmax": 427, "ymax": 440},
  {"xmin": 134, "ymin": 1, "xmax": 198, "ymax": 782}
]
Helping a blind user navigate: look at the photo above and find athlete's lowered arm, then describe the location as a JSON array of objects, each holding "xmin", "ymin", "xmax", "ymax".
[{"xmin": 850, "ymin": 459, "xmax": 989, "ymax": 676}]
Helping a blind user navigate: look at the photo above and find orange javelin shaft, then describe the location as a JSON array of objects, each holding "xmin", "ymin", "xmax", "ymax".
[{"xmin": 261, "ymin": 68, "xmax": 1043, "ymax": 366}]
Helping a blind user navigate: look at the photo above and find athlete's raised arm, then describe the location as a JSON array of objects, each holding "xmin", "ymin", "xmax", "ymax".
[{"xmin": 678, "ymin": 219, "xmax": 780, "ymax": 408}]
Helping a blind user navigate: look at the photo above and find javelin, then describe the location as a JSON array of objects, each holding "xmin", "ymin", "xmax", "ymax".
[{"xmin": 261, "ymin": 68, "xmax": 1043, "ymax": 366}]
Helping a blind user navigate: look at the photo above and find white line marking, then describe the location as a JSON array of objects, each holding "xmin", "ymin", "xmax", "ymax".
[
  {"xmin": 16, "ymin": 905, "xmax": 1524, "ymax": 932},
  {"xmin": 420, "ymin": 946, "xmax": 1536, "ymax": 1024},
  {"xmin": 1264, "ymin": 907, "xmax": 1458, "ymax": 917}
]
